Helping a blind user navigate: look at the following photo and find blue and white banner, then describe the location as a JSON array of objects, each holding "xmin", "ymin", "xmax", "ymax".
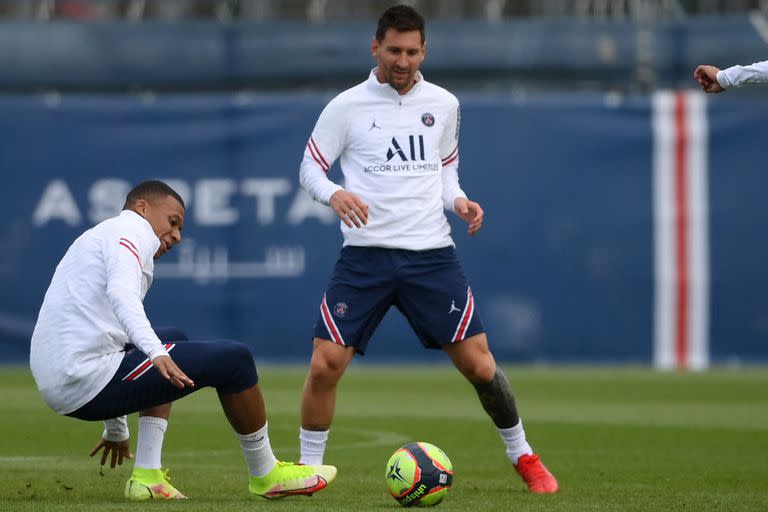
[{"xmin": 1, "ymin": 92, "xmax": 767, "ymax": 365}]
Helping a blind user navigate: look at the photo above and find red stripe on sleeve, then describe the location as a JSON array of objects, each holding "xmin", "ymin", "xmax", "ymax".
[
  {"xmin": 119, "ymin": 237, "xmax": 139, "ymax": 254},
  {"xmin": 307, "ymin": 142, "xmax": 329, "ymax": 173},
  {"xmin": 441, "ymin": 146, "xmax": 458, "ymax": 164},
  {"xmin": 309, "ymin": 136, "xmax": 330, "ymax": 169},
  {"xmin": 119, "ymin": 241, "xmax": 142, "ymax": 267},
  {"xmin": 442, "ymin": 153, "xmax": 459, "ymax": 167}
]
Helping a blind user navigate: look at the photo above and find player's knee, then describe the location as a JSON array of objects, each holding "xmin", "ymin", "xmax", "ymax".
[
  {"xmin": 213, "ymin": 340, "xmax": 259, "ymax": 385},
  {"xmin": 222, "ymin": 340, "xmax": 256, "ymax": 367},
  {"xmin": 460, "ymin": 358, "xmax": 496, "ymax": 384},
  {"xmin": 309, "ymin": 354, "xmax": 345, "ymax": 384}
]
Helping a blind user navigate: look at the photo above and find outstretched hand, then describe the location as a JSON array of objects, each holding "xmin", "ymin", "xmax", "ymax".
[
  {"xmin": 454, "ymin": 197, "xmax": 484, "ymax": 235},
  {"xmin": 330, "ymin": 190, "xmax": 369, "ymax": 228},
  {"xmin": 90, "ymin": 438, "xmax": 133, "ymax": 469},
  {"xmin": 153, "ymin": 355, "xmax": 194, "ymax": 389},
  {"xmin": 693, "ymin": 65, "xmax": 725, "ymax": 93}
]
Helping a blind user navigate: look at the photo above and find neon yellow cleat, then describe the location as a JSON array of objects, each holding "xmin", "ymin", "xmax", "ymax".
[
  {"xmin": 125, "ymin": 468, "xmax": 188, "ymax": 500},
  {"xmin": 248, "ymin": 461, "xmax": 337, "ymax": 499}
]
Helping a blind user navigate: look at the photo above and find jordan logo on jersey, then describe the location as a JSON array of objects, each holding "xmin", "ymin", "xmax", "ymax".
[
  {"xmin": 448, "ymin": 300, "xmax": 462, "ymax": 314},
  {"xmin": 386, "ymin": 135, "xmax": 425, "ymax": 162}
]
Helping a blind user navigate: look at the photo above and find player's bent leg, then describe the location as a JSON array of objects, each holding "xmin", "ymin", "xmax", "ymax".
[
  {"xmin": 443, "ymin": 334, "xmax": 558, "ymax": 494},
  {"xmin": 248, "ymin": 461, "xmax": 337, "ymax": 499},
  {"xmin": 68, "ymin": 340, "xmax": 259, "ymax": 421},
  {"xmin": 140, "ymin": 403, "xmax": 171, "ymax": 419},
  {"xmin": 198, "ymin": 340, "xmax": 260, "ymax": 395},
  {"xmin": 443, "ymin": 333, "xmax": 496, "ymax": 384},
  {"xmin": 126, "ymin": 400, "xmax": 179, "ymax": 500},
  {"xmin": 219, "ymin": 382, "xmax": 267, "ymax": 434},
  {"xmin": 300, "ymin": 338, "xmax": 356, "ymax": 465},
  {"xmin": 216, "ymin": 381, "xmax": 338, "ymax": 499},
  {"xmin": 301, "ymin": 338, "xmax": 356, "ymax": 430},
  {"xmin": 208, "ymin": 356, "xmax": 338, "ymax": 500},
  {"xmin": 444, "ymin": 334, "xmax": 519, "ymax": 427}
]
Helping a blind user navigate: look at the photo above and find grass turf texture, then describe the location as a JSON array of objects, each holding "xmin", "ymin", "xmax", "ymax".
[{"xmin": 1, "ymin": 365, "xmax": 766, "ymax": 511}]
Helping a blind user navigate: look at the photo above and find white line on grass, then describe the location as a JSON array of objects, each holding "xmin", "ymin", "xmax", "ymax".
[{"xmin": 169, "ymin": 427, "xmax": 409, "ymax": 458}]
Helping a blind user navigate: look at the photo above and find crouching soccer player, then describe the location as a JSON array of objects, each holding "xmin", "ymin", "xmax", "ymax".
[{"xmin": 29, "ymin": 180, "xmax": 336, "ymax": 500}]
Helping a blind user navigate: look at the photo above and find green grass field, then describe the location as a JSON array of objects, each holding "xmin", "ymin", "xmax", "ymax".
[{"xmin": 1, "ymin": 364, "xmax": 766, "ymax": 511}]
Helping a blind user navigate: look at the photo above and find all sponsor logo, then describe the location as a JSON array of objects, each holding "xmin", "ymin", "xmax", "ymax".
[
  {"xmin": 386, "ymin": 135, "xmax": 426, "ymax": 162},
  {"xmin": 364, "ymin": 135, "xmax": 438, "ymax": 173}
]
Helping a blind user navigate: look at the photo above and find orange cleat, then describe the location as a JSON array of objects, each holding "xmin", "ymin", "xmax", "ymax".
[{"xmin": 514, "ymin": 454, "xmax": 558, "ymax": 493}]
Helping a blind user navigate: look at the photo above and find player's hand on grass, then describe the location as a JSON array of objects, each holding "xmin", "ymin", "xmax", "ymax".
[
  {"xmin": 153, "ymin": 355, "xmax": 194, "ymax": 389},
  {"xmin": 330, "ymin": 190, "xmax": 369, "ymax": 228},
  {"xmin": 694, "ymin": 65, "xmax": 725, "ymax": 93},
  {"xmin": 454, "ymin": 197, "xmax": 484, "ymax": 235},
  {"xmin": 90, "ymin": 438, "xmax": 133, "ymax": 469}
]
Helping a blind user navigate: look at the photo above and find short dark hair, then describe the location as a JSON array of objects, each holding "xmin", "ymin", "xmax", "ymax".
[
  {"xmin": 375, "ymin": 4, "xmax": 425, "ymax": 44},
  {"xmin": 123, "ymin": 180, "xmax": 185, "ymax": 210}
]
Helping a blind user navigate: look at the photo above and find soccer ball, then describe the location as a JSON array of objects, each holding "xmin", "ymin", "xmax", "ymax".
[{"xmin": 385, "ymin": 442, "xmax": 453, "ymax": 507}]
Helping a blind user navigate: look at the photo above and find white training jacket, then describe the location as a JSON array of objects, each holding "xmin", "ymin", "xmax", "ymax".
[
  {"xmin": 717, "ymin": 60, "xmax": 768, "ymax": 89},
  {"xmin": 300, "ymin": 69, "xmax": 467, "ymax": 251},
  {"xmin": 30, "ymin": 210, "xmax": 169, "ymax": 415}
]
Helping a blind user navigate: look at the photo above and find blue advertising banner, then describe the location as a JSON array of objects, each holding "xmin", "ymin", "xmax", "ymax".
[{"xmin": 1, "ymin": 92, "xmax": 766, "ymax": 365}]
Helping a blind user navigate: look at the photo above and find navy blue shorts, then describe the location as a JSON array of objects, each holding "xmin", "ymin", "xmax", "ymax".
[
  {"xmin": 313, "ymin": 246, "xmax": 484, "ymax": 355},
  {"xmin": 68, "ymin": 328, "xmax": 258, "ymax": 421}
]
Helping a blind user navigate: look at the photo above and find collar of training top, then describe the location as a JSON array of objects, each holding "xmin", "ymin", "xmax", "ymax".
[{"xmin": 367, "ymin": 68, "xmax": 424, "ymax": 98}]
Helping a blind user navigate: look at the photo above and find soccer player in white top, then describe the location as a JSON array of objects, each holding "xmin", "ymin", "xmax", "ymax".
[
  {"xmin": 297, "ymin": 5, "xmax": 558, "ymax": 495},
  {"xmin": 694, "ymin": 60, "xmax": 768, "ymax": 93},
  {"xmin": 30, "ymin": 180, "xmax": 336, "ymax": 500}
]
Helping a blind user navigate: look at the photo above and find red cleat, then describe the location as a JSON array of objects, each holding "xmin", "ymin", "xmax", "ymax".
[{"xmin": 514, "ymin": 454, "xmax": 558, "ymax": 493}]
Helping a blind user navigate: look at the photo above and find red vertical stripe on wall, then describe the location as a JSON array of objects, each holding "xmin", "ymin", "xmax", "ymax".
[{"xmin": 674, "ymin": 93, "xmax": 689, "ymax": 369}]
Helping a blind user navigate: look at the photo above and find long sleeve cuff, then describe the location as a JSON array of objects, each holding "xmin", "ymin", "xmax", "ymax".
[
  {"xmin": 148, "ymin": 346, "xmax": 170, "ymax": 361},
  {"xmin": 300, "ymin": 159, "xmax": 344, "ymax": 206},
  {"xmin": 715, "ymin": 70, "xmax": 731, "ymax": 89},
  {"xmin": 443, "ymin": 190, "xmax": 468, "ymax": 213},
  {"xmin": 317, "ymin": 183, "xmax": 344, "ymax": 206},
  {"xmin": 102, "ymin": 416, "xmax": 129, "ymax": 442},
  {"xmin": 717, "ymin": 62, "xmax": 768, "ymax": 88},
  {"xmin": 441, "ymin": 165, "xmax": 467, "ymax": 212}
]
